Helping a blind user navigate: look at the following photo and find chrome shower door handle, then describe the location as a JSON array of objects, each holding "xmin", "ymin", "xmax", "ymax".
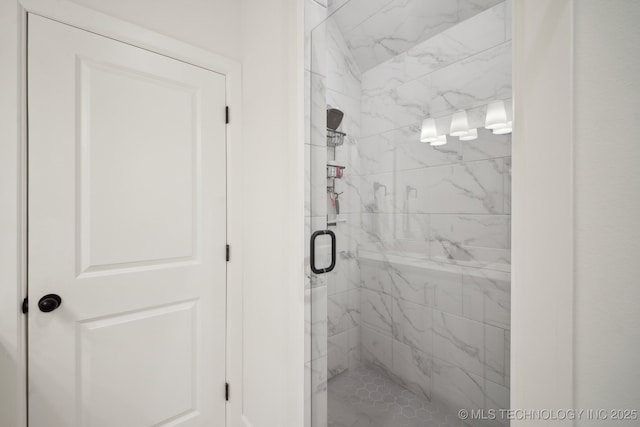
[{"xmin": 310, "ymin": 229, "xmax": 336, "ymax": 274}]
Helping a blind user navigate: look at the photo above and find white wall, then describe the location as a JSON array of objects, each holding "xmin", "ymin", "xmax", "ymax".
[
  {"xmin": 514, "ymin": 1, "xmax": 640, "ymax": 425},
  {"xmin": 512, "ymin": 0, "xmax": 574, "ymax": 423},
  {"xmin": 240, "ymin": 0, "xmax": 305, "ymax": 425},
  {"xmin": 574, "ymin": 0, "xmax": 640, "ymax": 420}
]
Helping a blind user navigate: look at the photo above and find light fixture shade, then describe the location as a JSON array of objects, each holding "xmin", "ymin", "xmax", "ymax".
[
  {"xmin": 459, "ymin": 128, "xmax": 478, "ymax": 141},
  {"xmin": 449, "ymin": 110, "xmax": 469, "ymax": 137},
  {"xmin": 430, "ymin": 134, "xmax": 447, "ymax": 146},
  {"xmin": 485, "ymin": 100, "xmax": 508, "ymax": 130},
  {"xmin": 420, "ymin": 118, "xmax": 438, "ymax": 143},
  {"xmin": 492, "ymin": 121, "xmax": 512, "ymax": 135}
]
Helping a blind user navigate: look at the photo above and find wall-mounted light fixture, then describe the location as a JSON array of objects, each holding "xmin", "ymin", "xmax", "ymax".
[
  {"xmin": 459, "ymin": 128, "xmax": 478, "ymax": 141},
  {"xmin": 449, "ymin": 110, "xmax": 469, "ymax": 137},
  {"xmin": 485, "ymin": 100, "xmax": 508, "ymax": 130},
  {"xmin": 492, "ymin": 121, "xmax": 512, "ymax": 135},
  {"xmin": 420, "ymin": 118, "xmax": 438, "ymax": 143},
  {"xmin": 430, "ymin": 134, "xmax": 447, "ymax": 146},
  {"xmin": 421, "ymin": 100, "xmax": 512, "ymax": 145}
]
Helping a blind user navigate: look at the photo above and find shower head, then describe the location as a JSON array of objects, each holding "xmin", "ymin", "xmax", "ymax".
[{"xmin": 327, "ymin": 108, "xmax": 344, "ymax": 131}]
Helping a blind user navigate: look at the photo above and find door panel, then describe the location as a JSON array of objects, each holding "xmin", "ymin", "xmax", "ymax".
[{"xmin": 28, "ymin": 14, "xmax": 227, "ymax": 426}]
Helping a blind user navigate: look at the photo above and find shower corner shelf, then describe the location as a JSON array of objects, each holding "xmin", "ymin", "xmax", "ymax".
[{"xmin": 327, "ymin": 128, "xmax": 346, "ymax": 147}]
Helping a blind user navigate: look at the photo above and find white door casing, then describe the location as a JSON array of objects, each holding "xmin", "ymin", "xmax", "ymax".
[{"xmin": 28, "ymin": 14, "xmax": 227, "ymax": 426}]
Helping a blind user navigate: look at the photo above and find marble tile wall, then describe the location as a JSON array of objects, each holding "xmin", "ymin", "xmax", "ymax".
[
  {"xmin": 325, "ymin": 16, "xmax": 363, "ymax": 382},
  {"xmin": 306, "ymin": 1, "xmax": 512, "ymax": 427},
  {"xmin": 329, "ymin": 0, "xmax": 504, "ymax": 72},
  {"xmin": 305, "ymin": 1, "xmax": 365, "ymax": 425},
  {"xmin": 356, "ymin": 3, "xmax": 512, "ymax": 426}
]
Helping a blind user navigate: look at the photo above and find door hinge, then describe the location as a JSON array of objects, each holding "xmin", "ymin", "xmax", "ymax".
[
  {"xmin": 226, "ymin": 244, "xmax": 230, "ymax": 262},
  {"xmin": 22, "ymin": 297, "xmax": 28, "ymax": 314},
  {"xmin": 225, "ymin": 382, "xmax": 230, "ymax": 401},
  {"xmin": 225, "ymin": 106, "xmax": 230, "ymax": 124}
]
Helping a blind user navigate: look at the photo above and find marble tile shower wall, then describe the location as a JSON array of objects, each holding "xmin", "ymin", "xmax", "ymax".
[
  {"xmin": 328, "ymin": 0, "xmax": 504, "ymax": 72},
  {"xmin": 304, "ymin": 0, "xmax": 364, "ymax": 425},
  {"xmin": 324, "ymin": 18, "xmax": 363, "ymax": 382},
  {"xmin": 306, "ymin": 1, "xmax": 512, "ymax": 427},
  {"xmin": 356, "ymin": 3, "xmax": 512, "ymax": 426}
]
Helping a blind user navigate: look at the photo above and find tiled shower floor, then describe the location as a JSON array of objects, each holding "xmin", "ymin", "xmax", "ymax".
[{"xmin": 328, "ymin": 366, "xmax": 467, "ymax": 427}]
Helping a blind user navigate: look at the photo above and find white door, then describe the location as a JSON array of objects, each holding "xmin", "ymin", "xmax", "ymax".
[{"xmin": 28, "ymin": 14, "xmax": 227, "ymax": 427}]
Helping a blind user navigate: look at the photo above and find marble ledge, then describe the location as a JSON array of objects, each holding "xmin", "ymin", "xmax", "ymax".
[{"xmin": 358, "ymin": 247, "xmax": 511, "ymax": 274}]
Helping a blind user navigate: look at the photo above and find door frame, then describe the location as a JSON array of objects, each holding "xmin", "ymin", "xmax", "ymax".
[{"xmin": 1, "ymin": 1, "xmax": 244, "ymax": 425}]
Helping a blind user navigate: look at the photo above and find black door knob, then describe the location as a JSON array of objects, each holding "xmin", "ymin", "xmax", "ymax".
[{"xmin": 38, "ymin": 294, "xmax": 62, "ymax": 313}]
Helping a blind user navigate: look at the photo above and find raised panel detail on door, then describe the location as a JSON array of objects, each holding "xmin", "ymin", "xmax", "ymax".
[
  {"xmin": 28, "ymin": 14, "xmax": 227, "ymax": 427},
  {"xmin": 77, "ymin": 301, "xmax": 197, "ymax": 426},
  {"xmin": 77, "ymin": 59, "xmax": 200, "ymax": 274}
]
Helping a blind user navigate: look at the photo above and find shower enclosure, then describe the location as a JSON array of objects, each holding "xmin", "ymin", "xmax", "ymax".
[{"xmin": 305, "ymin": 1, "xmax": 512, "ymax": 426}]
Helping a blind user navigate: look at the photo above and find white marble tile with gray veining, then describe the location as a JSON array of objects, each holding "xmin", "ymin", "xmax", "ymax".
[
  {"xmin": 310, "ymin": 145, "xmax": 328, "ymax": 217},
  {"xmin": 388, "ymin": 263, "xmax": 429, "ymax": 305},
  {"xmin": 361, "ymin": 288, "xmax": 393, "ymax": 334},
  {"xmin": 360, "ymin": 261, "xmax": 390, "ymax": 295},
  {"xmin": 327, "ymin": 0, "xmax": 348, "ymax": 16},
  {"xmin": 392, "ymin": 298, "xmax": 433, "ymax": 356},
  {"xmin": 426, "ymin": 158, "xmax": 507, "ymax": 215},
  {"xmin": 457, "ymin": 0, "xmax": 504, "ymax": 21},
  {"xmin": 392, "ymin": 125, "xmax": 511, "ymax": 173},
  {"xmin": 327, "ymin": 89, "xmax": 361, "ymax": 138},
  {"xmin": 328, "ymin": 331, "xmax": 350, "ymax": 379},
  {"xmin": 431, "ymin": 357, "xmax": 485, "ymax": 414},
  {"xmin": 344, "ymin": 0, "xmax": 460, "ymax": 72},
  {"xmin": 392, "ymin": 341, "xmax": 432, "ymax": 400},
  {"xmin": 503, "ymin": 156, "xmax": 511, "ymax": 214},
  {"xmin": 327, "ymin": 18, "xmax": 362, "ymax": 100},
  {"xmin": 361, "ymin": 74, "xmax": 430, "ymax": 137},
  {"xmin": 329, "ymin": 290, "xmax": 351, "ymax": 336},
  {"xmin": 484, "ymin": 378, "xmax": 510, "ymax": 427},
  {"xmin": 395, "ymin": 161, "xmax": 506, "ymax": 216},
  {"xmin": 403, "ymin": 2, "xmax": 506, "ymax": 81},
  {"xmin": 430, "ymin": 214, "xmax": 510, "ymax": 252},
  {"xmin": 311, "ymin": 73, "xmax": 327, "ymax": 146},
  {"xmin": 462, "ymin": 266, "xmax": 510, "ymax": 329},
  {"xmin": 433, "ymin": 310, "xmax": 485, "ymax": 376},
  {"xmin": 430, "ymin": 41, "xmax": 512, "ymax": 115},
  {"xmin": 484, "ymin": 324, "xmax": 507, "ymax": 386},
  {"xmin": 358, "ymin": 213, "xmax": 399, "ymax": 252},
  {"xmin": 309, "ymin": 355, "xmax": 328, "ymax": 427},
  {"xmin": 393, "ymin": 213, "xmax": 431, "ymax": 255},
  {"xmin": 359, "ymin": 172, "xmax": 398, "ymax": 213},
  {"xmin": 330, "ymin": 0, "xmax": 391, "ymax": 34},
  {"xmin": 360, "ymin": 325, "xmax": 394, "ymax": 374},
  {"xmin": 429, "ymin": 265, "xmax": 465, "ymax": 316},
  {"xmin": 311, "ymin": 286, "xmax": 329, "ymax": 360},
  {"xmin": 358, "ymin": 131, "xmax": 398, "ymax": 175},
  {"xmin": 330, "ymin": 250, "xmax": 361, "ymax": 293},
  {"xmin": 348, "ymin": 325, "xmax": 361, "ymax": 369}
]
